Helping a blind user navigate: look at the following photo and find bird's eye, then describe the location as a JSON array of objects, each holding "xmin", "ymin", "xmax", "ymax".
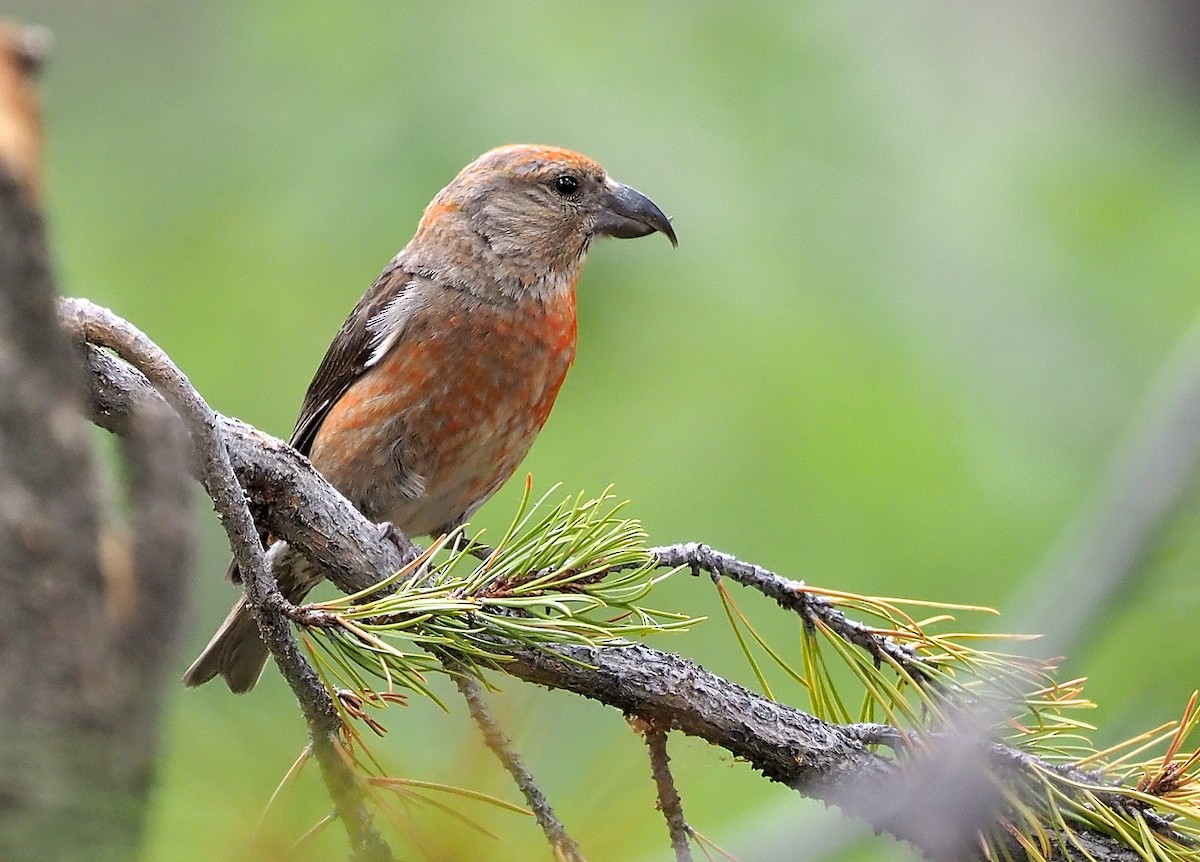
[{"xmin": 552, "ymin": 175, "xmax": 580, "ymax": 198}]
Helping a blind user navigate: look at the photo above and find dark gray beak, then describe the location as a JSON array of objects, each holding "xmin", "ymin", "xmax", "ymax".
[{"xmin": 594, "ymin": 181, "xmax": 677, "ymax": 247}]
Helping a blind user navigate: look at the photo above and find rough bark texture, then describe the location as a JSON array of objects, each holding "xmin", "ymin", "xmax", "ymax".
[
  {"xmin": 0, "ymin": 151, "xmax": 124, "ymax": 862},
  {"xmin": 82, "ymin": 343, "xmax": 405, "ymax": 594},
  {"xmin": 0, "ymin": 26, "xmax": 192, "ymax": 857},
  {"xmin": 642, "ymin": 724, "xmax": 692, "ymax": 862},
  {"xmin": 63, "ymin": 305, "xmax": 393, "ymax": 862},
  {"xmin": 77, "ymin": 335, "xmax": 1160, "ymax": 862}
]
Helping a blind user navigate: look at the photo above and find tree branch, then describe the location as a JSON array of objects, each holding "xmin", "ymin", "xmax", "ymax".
[
  {"xmin": 80, "ymin": 341, "xmax": 405, "ymax": 594},
  {"xmin": 60, "ymin": 299, "xmax": 393, "ymax": 862},
  {"xmin": 454, "ymin": 674, "xmax": 586, "ymax": 861},
  {"xmin": 637, "ymin": 721, "xmax": 692, "ymax": 862},
  {"xmin": 644, "ymin": 543, "xmax": 935, "ymax": 684},
  {"xmin": 70, "ymin": 303, "xmax": 1167, "ymax": 862}
]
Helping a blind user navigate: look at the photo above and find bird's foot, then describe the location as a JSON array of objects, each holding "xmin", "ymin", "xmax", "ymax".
[{"xmin": 376, "ymin": 521, "xmax": 423, "ymax": 566}]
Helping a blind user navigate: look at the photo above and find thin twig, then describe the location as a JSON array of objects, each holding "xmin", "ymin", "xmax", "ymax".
[
  {"xmin": 61, "ymin": 298, "xmax": 394, "ymax": 862},
  {"xmin": 453, "ymin": 673, "xmax": 586, "ymax": 862},
  {"xmin": 60, "ymin": 300, "xmax": 269, "ymax": 614},
  {"xmin": 640, "ymin": 545, "xmax": 1191, "ymax": 854},
  {"xmin": 646, "ymin": 543, "xmax": 934, "ymax": 683},
  {"xmin": 638, "ymin": 720, "xmax": 693, "ymax": 862}
]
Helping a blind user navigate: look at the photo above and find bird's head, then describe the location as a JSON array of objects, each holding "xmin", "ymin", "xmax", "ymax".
[{"xmin": 407, "ymin": 144, "xmax": 675, "ymax": 298}]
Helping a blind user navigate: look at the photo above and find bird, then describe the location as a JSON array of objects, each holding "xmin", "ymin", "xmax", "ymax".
[{"xmin": 183, "ymin": 144, "xmax": 676, "ymax": 692}]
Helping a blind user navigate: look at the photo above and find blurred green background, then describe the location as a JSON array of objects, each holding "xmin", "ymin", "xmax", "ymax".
[{"xmin": 17, "ymin": 1, "xmax": 1200, "ymax": 859}]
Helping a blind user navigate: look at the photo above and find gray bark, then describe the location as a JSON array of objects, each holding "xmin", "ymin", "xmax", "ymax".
[
  {"xmin": 0, "ymin": 168, "xmax": 192, "ymax": 859},
  {"xmin": 78, "ymin": 334, "xmax": 1158, "ymax": 862}
]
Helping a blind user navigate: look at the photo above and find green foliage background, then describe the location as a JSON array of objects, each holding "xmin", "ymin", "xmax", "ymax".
[{"xmin": 19, "ymin": 2, "xmax": 1200, "ymax": 859}]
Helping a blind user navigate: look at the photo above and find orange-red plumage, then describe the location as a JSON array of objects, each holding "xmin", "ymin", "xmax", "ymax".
[
  {"xmin": 309, "ymin": 281, "xmax": 578, "ymax": 535},
  {"xmin": 184, "ymin": 145, "xmax": 674, "ymax": 692}
]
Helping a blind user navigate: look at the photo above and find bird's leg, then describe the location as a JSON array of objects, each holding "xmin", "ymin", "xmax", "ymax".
[{"xmin": 375, "ymin": 520, "xmax": 423, "ymax": 567}]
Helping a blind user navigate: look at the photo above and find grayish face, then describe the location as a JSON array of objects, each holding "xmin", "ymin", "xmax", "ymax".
[
  {"xmin": 408, "ymin": 145, "xmax": 676, "ymax": 297},
  {"xmin": 465, "ymin": 150, "xmax": 675, "ymax": 256}
]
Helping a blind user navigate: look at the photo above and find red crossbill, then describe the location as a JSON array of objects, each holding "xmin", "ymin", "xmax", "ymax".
[{"xmin": 184, "ymin": 144, "xmax": 676, "ymax": 692}]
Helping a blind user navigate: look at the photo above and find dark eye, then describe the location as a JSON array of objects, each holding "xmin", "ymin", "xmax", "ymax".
[{"xmin": 552, "ymin": 175, "xmax": 580, "ymax": 198}]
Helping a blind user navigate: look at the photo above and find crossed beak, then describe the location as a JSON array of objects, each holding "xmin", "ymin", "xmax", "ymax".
[{"xmin": 594, "ymin": 180, "xmax": 678, "ymax": 247}]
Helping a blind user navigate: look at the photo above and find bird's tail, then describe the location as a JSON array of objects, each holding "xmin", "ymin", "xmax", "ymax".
[
  {"xmin": 183, "ymin": 549, "xmax": 323, "ymax": 693},
  {"xmin": 182, "ymin": 595, "xmax": 270, "ymax": 693}
]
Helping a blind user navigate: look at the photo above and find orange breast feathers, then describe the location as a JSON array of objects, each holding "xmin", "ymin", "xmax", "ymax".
[{"xmin": 306, "ymin": 284, "xmax": 578, "ymax": 527}]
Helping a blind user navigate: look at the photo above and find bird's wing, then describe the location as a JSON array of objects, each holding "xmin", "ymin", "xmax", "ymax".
[
  {"xmin": 224, "ymin": 261, "xmax": 414, "ymax": 587},
  {"xmin": 289, "ymin": 257, "xmax": 414, "ymax": 455}
]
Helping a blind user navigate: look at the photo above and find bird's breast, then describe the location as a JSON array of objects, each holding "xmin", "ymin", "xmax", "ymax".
[{"xmin": 309, "ymin": 284, "xmax": 578, "ymax": 534}]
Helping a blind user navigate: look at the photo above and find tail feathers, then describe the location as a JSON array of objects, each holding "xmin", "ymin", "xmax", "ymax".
[{"xmin": 182, "ymin": 596, "xmax": 270, "ymax": 693}]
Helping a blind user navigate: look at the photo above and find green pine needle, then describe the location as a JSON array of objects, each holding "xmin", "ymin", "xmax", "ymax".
[
  {"xmin": 291, "ymin": 484, "xmax": 1200, "ymax": 862},
  {"xmin": 300, "ymin": 482, "xmax": 701, "ymax": 705},
  {"xmin": 713, "ymin": 579, "xmax": 1200, "ymax": 860}
]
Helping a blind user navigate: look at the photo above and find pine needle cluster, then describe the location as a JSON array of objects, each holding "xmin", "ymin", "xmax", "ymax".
[
  {"xmin": 718, "ymin": 583, "xmax": 1200, "ymax": 860},
  {"xmin": 301, "ymin": 480, "xmax": 697, "ymax": 709},
  {"xmin": 291, "ymin": 484, "xmax": 1200, "ymax": 861}
]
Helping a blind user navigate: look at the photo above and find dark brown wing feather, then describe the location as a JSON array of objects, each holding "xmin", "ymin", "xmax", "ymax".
[
  {"xmin": 290, "ymin": 257, "xmax": 412, "ymax": 455},
  {"xmin": 226, "ymin": 257, "xmax": 413, "ymax": 585}
]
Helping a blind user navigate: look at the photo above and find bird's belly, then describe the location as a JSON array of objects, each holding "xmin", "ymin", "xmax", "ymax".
[{"xmin": 308, "ymin": 292, "xmax": 576, "ymax": 537}]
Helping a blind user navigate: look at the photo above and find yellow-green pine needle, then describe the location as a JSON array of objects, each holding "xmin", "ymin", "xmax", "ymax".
[
  {"xmin": 716, "ymin": 580, "xmax": 774, "ymax": 701},
  {"xmin": 368, "ymin": 777, "xmax": 532, "ymax": 816}
]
